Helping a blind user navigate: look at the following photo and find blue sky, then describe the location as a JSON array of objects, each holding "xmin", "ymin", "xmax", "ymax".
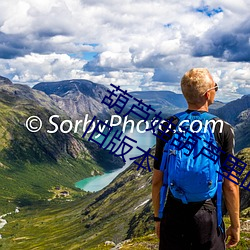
[{"xmin": 0, "ymin": 0, "xmax": 249, "ymax": 102}]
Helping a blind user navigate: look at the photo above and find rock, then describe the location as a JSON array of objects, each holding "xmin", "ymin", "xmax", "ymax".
[{"xmin": 105, "ymin": 240, "xmax": 116, "ymax": 246}]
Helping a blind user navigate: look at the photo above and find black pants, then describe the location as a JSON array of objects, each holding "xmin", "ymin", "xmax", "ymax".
[{"xmin": 159, "ymin": 195, "xmax": 225, "ymax": 250}]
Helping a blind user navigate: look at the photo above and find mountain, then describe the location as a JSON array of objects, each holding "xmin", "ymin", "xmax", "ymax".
[
  {"xmin": 33, "ymin": 79, "xmax": 112, "ymax": 121},
  {"xmin": 126, "ymin": 90, "xmax": 225, "ymax": 121},
  {"xmin": 234, "ymin": 108, "xmax": 250, "ymax": 152},
  {"xmin": 212, "ymin": 95, "xmax": 250, "ymax": 152},
  {"xmin": 1, "ymin": 146, "xmax": 249, "ymax": 249},
  {"xmin": 209, "ymin": 100, "xmax": 225, "ymax": 110},
  {"xmin": 127, "ymin": 90, "xmax": 186, "ymax": 119},
  {"xmin": 213, "ymin": 94, "xmax": 250, "ymax": 126},
  {"xmin": 0, "ymin": 81, "xmax": 123, "ymax": 213},
  {"xmin": 130, "ymin": 90, "xmax": 187, "ymax": 109},
  {"xmin": 32, "ymin": 80, "xmax": 225, "ymax": 125},
  {"xmin": 0, "ymin": 75, "xmax": 12, "ymax": 85}
]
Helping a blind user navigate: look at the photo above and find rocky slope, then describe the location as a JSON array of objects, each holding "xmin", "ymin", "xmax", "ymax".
[
  {"xmin": 33, "ymin": 79, "xmax": 112, "ymax": 121},
  {"xmin": 234, "ymin": 108, "xmax": 250, "ymax": 152},
  {"xmin": 129, "ymin": 91, "xmax": 224, "ymax": 118},
  {"xmin": 210, "ymin": 94, "xmax": 250, "ymax": 152},
  {"xmin": 0, "ymin": 76, "xmax": 12, "ymax": 85},
  {"xmin": 213, "ymin": 94, "xmax": 250, "ymax": 126}
]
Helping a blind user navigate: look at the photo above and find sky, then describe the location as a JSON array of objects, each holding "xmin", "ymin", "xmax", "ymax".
[{"xmin": 0, "ymin": 0, "xmax": 249, "ymax": 102}]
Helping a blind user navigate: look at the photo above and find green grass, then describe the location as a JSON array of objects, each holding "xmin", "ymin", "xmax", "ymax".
[
  {"xmin": 224, "ymin": 217, "xmax": 250, "ymax": 250},
  {"xmin": 0, "ymin": 198, "xmax": 89, "ymax": 250}
]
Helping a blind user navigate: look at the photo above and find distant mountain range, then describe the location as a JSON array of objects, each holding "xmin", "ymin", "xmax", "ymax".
[
  {"xmin": 2, "ymin": 76, "xmax": 250, "ymax": 157},
  {"xmin": 129, "ymin": 90, "xmax": 186, "ymax": 117},
  {"xmin": 32, "ymin": 79, "xmax": 225, "ymax": 121},
  {"xmin": 129, "ymin": 90, "xmax": 224, "ymax": 113},
  {"xmin": 129, "ymin": 90, "xmax": 250, "ymax": 151}
]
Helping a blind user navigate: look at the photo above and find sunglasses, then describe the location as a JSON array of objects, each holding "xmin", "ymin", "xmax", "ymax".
[{"xmin": 203, "ymin": 83, "xmax": 218, "ymax": 95}]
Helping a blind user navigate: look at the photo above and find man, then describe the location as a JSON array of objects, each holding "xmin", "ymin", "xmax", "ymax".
[{"xmin": 152, "ymin": 68, "xmax": 240, "ymax": 249}]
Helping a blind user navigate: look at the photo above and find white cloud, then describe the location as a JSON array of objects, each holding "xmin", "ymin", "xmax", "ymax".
[
  {"xmin": 0, "ymin": 0, "xmax": 249, "ymax": 101},
  {"xmin": 0, "ymin": 53, "xmax": 87, "ymax": 86}
]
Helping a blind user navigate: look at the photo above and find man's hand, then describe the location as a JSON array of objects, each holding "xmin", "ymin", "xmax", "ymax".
[
  {"xmin": 225, "ymin": 225, "xmax": 240, "ymax": 248},
  {"xmin": 155, "ymin": 221, "xmax": 160, "ymax": 239}
]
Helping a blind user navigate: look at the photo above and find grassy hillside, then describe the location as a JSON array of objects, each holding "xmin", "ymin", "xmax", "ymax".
[
  {"xmin": 1, "ymin": 148, "xmax": 249, "ymax": 249},
  {"xmin": 0, "ymin": 84, "xmax": 123, "ymax": 213},
  {"xmin": 0, "ymin": 147, "xmax": 155, "ymax": 249}
]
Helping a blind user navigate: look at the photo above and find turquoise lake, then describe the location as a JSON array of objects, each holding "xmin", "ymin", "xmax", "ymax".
[{"xmin": 75, "ymin": 128, "xmax": 156, "ymax": 192}]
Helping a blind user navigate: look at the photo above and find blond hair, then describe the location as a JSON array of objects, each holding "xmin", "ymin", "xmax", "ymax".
[{"xmin": 181, "ymin": 68, "xmax": 214, "ymax": 104}]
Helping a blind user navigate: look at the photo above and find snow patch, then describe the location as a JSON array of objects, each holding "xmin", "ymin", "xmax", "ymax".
[
  {"xmin": 0, "ymin": 219, "xmax": 7, "ymax": 229},
  {"xmin": 0, "ymin": 208, "xmax": 20, "ymax": 238},
  {"xmin": 138, "ymin": 185, "xmax": 145, "ymax": 190},
  {"xmin": 134, "ymin": 199, "xmax": 150, "ymax": 210}
]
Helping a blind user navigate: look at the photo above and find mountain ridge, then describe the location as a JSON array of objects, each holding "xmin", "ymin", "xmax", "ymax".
[
  {"xmin": 33, "ymin": 79, "xmax": 112, "ymax": 121},
  {"xmin": 0, "ymin": 76, "xmax": 12, "ymax": 85}
]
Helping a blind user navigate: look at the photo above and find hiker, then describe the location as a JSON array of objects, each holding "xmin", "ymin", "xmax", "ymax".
[{"xmin": 152, "ymin": 68, "xmax": 240, "ymax": 250}]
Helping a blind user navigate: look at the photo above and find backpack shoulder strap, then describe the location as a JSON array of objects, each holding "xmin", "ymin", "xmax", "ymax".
[
  {"xmin": 200, "ymin": 112, "xmax": 223, "ymax": 230},
  {"xmin": 173, "ymin": 111, "xmax": 189, "ymax": 121},
  {"xmin": 173, "ymin": 111, "xmax": 217, "ymax": 123},
  {"xmin": 201, "ymin": 112, "xmax": 217, "ymax": 120}
]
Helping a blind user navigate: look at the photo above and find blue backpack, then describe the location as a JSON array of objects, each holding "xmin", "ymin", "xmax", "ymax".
[{"xmin": 158, "ymin": 111, "xmax": 223, "ymax": 229}]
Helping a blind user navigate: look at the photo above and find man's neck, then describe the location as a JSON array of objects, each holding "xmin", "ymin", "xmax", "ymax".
[{"xmin": 187, "ymin": 103, "xmax": 209, "ymax": 112}]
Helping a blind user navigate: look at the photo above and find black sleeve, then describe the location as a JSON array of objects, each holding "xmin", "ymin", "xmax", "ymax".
[
  {"xmin": 153, "ymin": 116, "xmax": 179, "ymax": 170},
  {"xmin": 213, "ymin": 119, "xmax": 235, "ymax": 169}
]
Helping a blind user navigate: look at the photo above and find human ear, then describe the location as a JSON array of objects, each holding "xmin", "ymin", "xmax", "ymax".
[{"xmin": 204, "ymin": 92, "xmax": 210, "ymax": 100}]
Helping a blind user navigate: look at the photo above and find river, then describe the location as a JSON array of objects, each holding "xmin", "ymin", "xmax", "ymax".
[{"xmin": 75, "ymin": 128, "xmax": 156, "ymax": 192}]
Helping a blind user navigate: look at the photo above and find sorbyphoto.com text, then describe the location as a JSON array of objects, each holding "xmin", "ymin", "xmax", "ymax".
[{"xmin": 25, "ymin": 114, "xmax": 225, "ymax": 137}]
